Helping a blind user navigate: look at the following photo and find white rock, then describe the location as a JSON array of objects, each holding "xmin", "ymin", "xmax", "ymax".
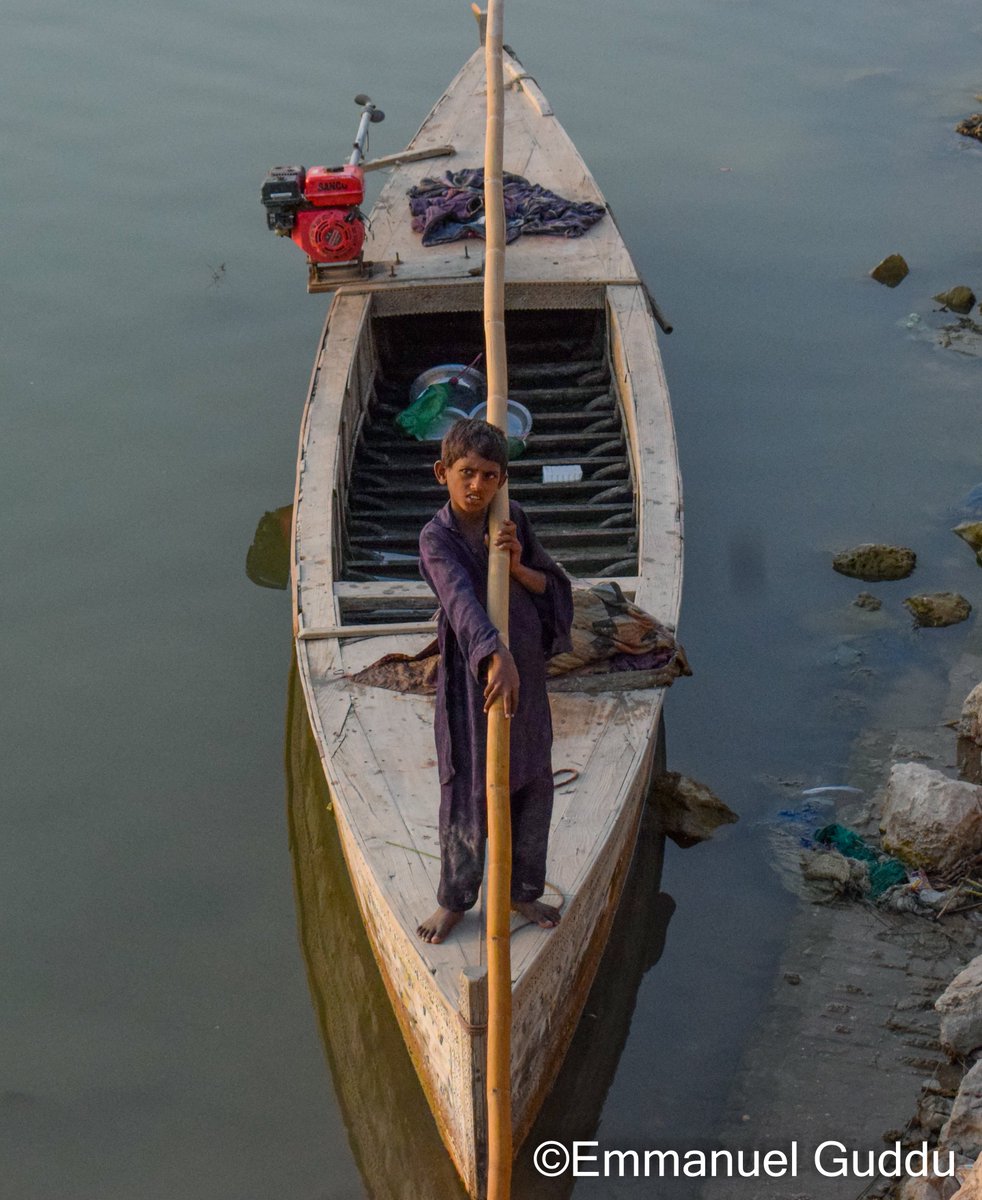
[
  {"xmin": 897, "ymin": 1180, "xmax": 939, "ymax": 1200},
  {"xmin": 937, "ymin": 957, "xmax": 982, "ymax": 1060},
  {"xmin": 952, "ymin": 1152, "xmax": 982, "ymax": 1198},
  {"xmin": 959, "ymin": 683, "xmax": 982, "ymax": 746},
  {"xmin": 942, "ymin": 1061, "xmax": 982, "ymax": 1159},
  {"xmin": 901, "ymin": 1170, "xmax": 967, "ymax": 1200},
  {"xmin": 880, "ymin": 763, "xmax": 982, "ymax": 874}
]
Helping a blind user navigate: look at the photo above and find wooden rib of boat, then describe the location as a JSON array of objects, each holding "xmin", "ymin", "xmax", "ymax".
[{"xmin": 290, "ymin": 36, "xmax": 683, "ymax": 1200}]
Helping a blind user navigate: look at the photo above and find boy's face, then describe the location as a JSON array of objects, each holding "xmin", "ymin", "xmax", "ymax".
[{"xmin": 434, "ymin": 452, "xmax": 506, "ymax": 521}]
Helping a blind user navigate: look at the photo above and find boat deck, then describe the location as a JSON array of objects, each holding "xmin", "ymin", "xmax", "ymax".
[{"xmin": 348, "ymin": 48, "xmax": 641, "ymax": 292}]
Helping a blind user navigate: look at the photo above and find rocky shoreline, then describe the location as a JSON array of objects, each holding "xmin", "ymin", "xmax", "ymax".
[{"xmin": 700, "ymin": 644, "xmax": 982, "ymax": 1199}]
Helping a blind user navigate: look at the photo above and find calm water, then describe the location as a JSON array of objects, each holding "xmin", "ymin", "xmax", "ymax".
[{"xmin": 5, "ymin": 0, "xmax": 982, "ymax": 1196}]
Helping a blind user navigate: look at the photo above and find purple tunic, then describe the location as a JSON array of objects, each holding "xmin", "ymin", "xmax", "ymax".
[{"xmin": 418, "ymin": 500, "xmax": 574, "ymax": 909}]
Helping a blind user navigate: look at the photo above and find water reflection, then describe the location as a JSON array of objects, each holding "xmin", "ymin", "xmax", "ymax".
[
  {"xmin": 246, "ymin": 504, "xmax": 292, "ymax": 590},
  {"xmin": 514, "ymin": 812, "xmax": 675, "ymax": 1199},
  {"xmin": 285, "ymin": 656, "xmax": 675, "ymax": 1198}
]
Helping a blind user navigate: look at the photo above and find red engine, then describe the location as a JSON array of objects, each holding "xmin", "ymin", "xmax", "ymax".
[
  {"xmin": 260, "ymin": 163, "xmax": 366, "ymax": 264},
  {"xmin": 261, "ymin": 96, "xmax": 383, "ymax": 267}
]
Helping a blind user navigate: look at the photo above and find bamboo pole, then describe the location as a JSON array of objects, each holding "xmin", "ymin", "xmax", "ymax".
[{"xmin": 482, "ymin": 3, "xmax": 512, "ymax": 1199}]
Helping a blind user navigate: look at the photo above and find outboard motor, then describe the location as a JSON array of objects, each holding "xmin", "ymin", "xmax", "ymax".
[{"xmin": 261, "ymin": 95, "xmax": 384, "ymax": 265}]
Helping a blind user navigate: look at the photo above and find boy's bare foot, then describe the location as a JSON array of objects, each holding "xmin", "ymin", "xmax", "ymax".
[
  {"xmin": 417, "ymin": 907, "xmax": 465, "ymax": 944},
  {"xmin": 512, "ymin": 899, "xmax": 562, "ymax": 929}
]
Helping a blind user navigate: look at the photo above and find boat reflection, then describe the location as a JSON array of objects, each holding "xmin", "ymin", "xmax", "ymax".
[
  {"xmin": 245, "ymin": 504, "xmax": 292, "ymax": 590},
  {"xmin": 285, "ymin": 655, "xmax": 675, "ymax": 1200}
]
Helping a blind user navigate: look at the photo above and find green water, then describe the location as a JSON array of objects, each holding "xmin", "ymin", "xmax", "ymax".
[{"xmin": 5, "ymin": 0, "xmax": 982, "ymax": 1195}]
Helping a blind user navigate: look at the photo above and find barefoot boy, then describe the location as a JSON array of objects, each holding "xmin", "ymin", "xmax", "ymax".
[{"xmin": 416, "ymin": 418, "xmax": 574, "ymax": 944}]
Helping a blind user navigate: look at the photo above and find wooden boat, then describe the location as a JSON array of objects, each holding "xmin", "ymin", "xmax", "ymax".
[
  {"xmin": 290, "ymin": 32, "xmax": 682, "ymax": 1200},
  {"xmin": 285, "ymin": 655, "xmax": 675, "ymax": 1200}
]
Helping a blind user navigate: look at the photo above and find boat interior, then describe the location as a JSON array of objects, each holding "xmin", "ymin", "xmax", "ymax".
[{"xmin": 335, "ymin": 301, "xmax": 639, "ymax": 626}]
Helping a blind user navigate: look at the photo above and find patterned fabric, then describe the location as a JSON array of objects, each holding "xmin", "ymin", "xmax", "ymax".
[
  {"xmin": 547, "ymin": 581, "xmax": 684, "ymax": 676},
  {"xmin": 407, "ymin": 168, "xmax": 607, "ymax": 246},
  {"xmin": 350, "ymin": 581, "xmax": 690, "ymax": 694}
]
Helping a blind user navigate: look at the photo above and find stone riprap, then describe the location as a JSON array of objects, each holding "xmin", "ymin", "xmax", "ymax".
[
  {"xmin": 952, "ymin": 1154, "xmax": 982, "ymax": 1198},
  {"xmin": 954, "ymin": 523, "xmax": 982, "ymax": 567},
  {"xmin": 942, "ymin": 1061, "xmax": 982, "ymax": 1159},
  {"xmin": 833, "ymin": 543, "xmax": 916, "ymax": 581},
  {"xmin": 935, "ymin": 287, "xmax": 978, "ymax": 314},
  {"xmin": 904, "ymin": 593, "xmax": 972, "ymax": 628},
  {"xmin": 871, "ymin": 253, "xmax": 910, "ymax": 287},
  {"xmin": 648, "ymin": 771, "xmax": 738, "ymax": 847},
  {"xmin": 937, "ymin": 956, "xmax": 982, "ymax": 1061},
  {"xmin": 880, "ymin": 763, "xmax": 982, "ymax": 875},
  {"xmin": 959, "ymin": 684, "xmax": 982, "ymax": 747}
]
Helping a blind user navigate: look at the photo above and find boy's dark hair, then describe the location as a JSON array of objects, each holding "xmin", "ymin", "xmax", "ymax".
[{"xmin": 440, "ymin": 418, "xmax": 509, "ymax": 475}]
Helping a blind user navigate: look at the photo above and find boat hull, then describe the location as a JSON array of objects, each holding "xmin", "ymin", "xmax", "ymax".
[
  {"xmin": 288, "ymin": 39, "xmax": 682, "ymax": 1200},
  {"xmin": 287, "ymin": 654, "xmax": 673, "ymax": 1200}
]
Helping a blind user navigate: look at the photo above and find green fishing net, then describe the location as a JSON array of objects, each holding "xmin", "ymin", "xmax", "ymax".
[{"xmin": 813, "ymin": 823, "xmax": 907, "ymax": 898}]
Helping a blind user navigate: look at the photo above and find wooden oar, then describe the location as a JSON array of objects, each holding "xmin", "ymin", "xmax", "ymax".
[{"xmin": 481, "ymin": 1, "xmax": 513, "ymax": 1198}]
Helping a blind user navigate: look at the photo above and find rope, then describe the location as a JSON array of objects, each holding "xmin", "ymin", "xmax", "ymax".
[{"xmin": 553, "ymin": 767, "xmax": 580, "ymax": 788}]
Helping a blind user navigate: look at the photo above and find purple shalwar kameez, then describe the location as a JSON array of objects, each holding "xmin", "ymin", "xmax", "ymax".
[{"xmin": 418, "ymin": 500, "xmax": 574, "ymax": 912}]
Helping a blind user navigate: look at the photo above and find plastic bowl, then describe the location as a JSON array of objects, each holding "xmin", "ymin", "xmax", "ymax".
[
  {"xmin": 409, "ymin": 364, "xmax": 487, "ymax": 405},
  {"xmin": 467, "ymin": 399, "xmax": 533, "ymax": 441},
  {"xmin": 420, "ymin": 406, "xmax": 470, "ymax": 441}
]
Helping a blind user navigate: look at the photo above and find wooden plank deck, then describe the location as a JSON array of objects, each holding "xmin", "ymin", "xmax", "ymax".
[{"xmin": 349, "ymin": 48, "xmax": 639, "ymax": 292}]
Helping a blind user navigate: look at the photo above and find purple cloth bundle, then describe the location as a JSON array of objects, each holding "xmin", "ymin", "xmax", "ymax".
[{"xmin": 407, "ymin": 168, "xmax": 606, "ymax": 246}]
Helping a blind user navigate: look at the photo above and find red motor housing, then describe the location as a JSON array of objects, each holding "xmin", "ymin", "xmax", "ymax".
[
  {"xmin": 262, "ymin": 162, "xmax": 367, "ymax": 264},
  {"xmin": 304, "ymin": 164, "xmax": 364, "ymax": 207},
  {"xmin": 290, "ymin": 206, "xmax": 366, "ymax": 262},
  {"xmin": 289, "ymin": 163, "xmax": 366, "ymax": 262}
]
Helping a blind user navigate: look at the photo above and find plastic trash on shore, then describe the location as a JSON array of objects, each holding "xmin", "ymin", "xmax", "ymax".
[
  {"xmin": 813, "ymin": 823, "xmax": 907, "ymax": 899},
  {"xmin": 800, "ymin": 849, "xmax": 869, "ymax": 901},
  {"xmin": 769, "ymin": 802, "xmax": 907, "ymax": 903},
  {"xmin": 766, "ymin": 798, "xmax": 838, "ymax": 897}
]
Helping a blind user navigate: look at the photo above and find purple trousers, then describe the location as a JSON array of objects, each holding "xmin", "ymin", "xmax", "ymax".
[{"xmin": 437, "ymin": 769, "xmax": 554, "ymax": 912}]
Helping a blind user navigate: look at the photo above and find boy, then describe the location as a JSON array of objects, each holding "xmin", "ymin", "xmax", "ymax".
[{"xmin": 416, "ymin": 418, "xmax": 574, "ymax": 944}]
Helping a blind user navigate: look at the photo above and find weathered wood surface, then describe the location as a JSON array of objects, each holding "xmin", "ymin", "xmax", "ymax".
[
  {"xmin": 606, "ymin": 284, "xmax": 683, "ymax": 622},
  {"xmin": 350, "ymin": 47, "xmax": 639, "ymax": 291},
  {"xmin": 290, "ymin": 36, "xmax": 683, "ymax": 1200},
  {"xmin": 332, "ymin": 576, "xmax": 639, "ymax": 602},
  {"xmin": 363, "ymin": 144, "xmax": 456, "ymax": 173},
  {"xmin": 299, "ymin": 620, "xmax": 437, "ymax": 641}
]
